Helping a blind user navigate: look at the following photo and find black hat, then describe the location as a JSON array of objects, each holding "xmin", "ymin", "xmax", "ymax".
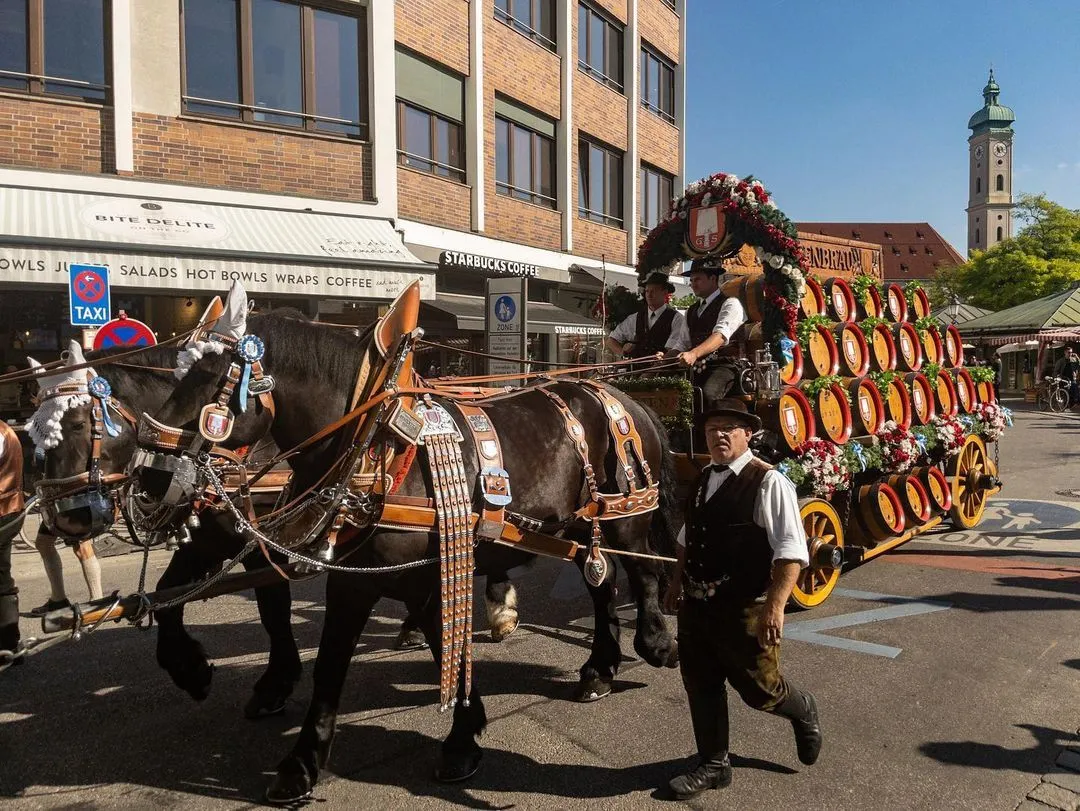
[
  {"xmin": 698, "ymin": 397, "xmax": 762, "ymax": 432},
  {"xmin": 640, "ymin": 271, "xmax": 675, "ymax": 293},
  {"xmin": 682, "ymin": 256, "xmax": 724, "ymax": 278}
]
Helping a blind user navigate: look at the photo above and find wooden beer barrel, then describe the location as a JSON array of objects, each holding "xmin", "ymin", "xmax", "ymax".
[
  {"xmin": 855, "ymin": 283, "xmax": 884, "ymax": 321},
  {"xmin": 823, "ymin": 277, "xmax": 857, "ymax": 324},
  {"xmin": 954, "ymin": 367, "xmax": 978, "ymax": 413},
  {"xmin": 883, "ymin": 376, "xmax": 912, "ymax": 429},
  {"xmin": 891, "ymin": 322, "xmax": 923, "ymax": 372},
  {"xmin": 757, "ymin": 387, "xmax": 816, "ymax": 453},
  {"xmin": 807, "ymin": 381, "xmax": 853, "ymax": 445},
  {"xmin": 885, "ymin": 474, "xmax": 932, "ymax": 525},
  {"xmin": 943, "ymin": 324, "xmax": 964, "ymax": 368},
  {"xmin": 846, "ymin": 376, "xmax": 885, "ymax": 436},
  {"xmin": 976, "ymin": 380, "xmax": 996, "ymax": 404},
  {"xmin": 800, "ymin": 277, "xmax": 826, "ymax": 319},
  {"xmin": 905, "ymin": 372, "xmax": 937, "ymax": 425},
  {"xmin": 721, "ymin": 274, "xmax": 766, "ymax": 323},
  {"xmin": 883, "ymin": 283, "xmax": 908, "ymax": 322},
  {"xmin": 853, "ymin": 481, "xmax": 906, "ymax": 543},
  {"xmin": 866, "ymin": 323, "xmax": 897, "ymax": 372},
  {"xmin": 779, "ymin": 341, "xmax": 804, "ymax": 386},
  {"xmin": 934, "ymin": 369, "xmax": 959, "ymax": 417},
  {"xmin": 802, "ymin": 325, "xmax": 841, "ymax": 380},
  {"xmin": 911, "ymin": 465, "xmax": 953, "ymax": 514},
  {"xmin": 833, "ymin": 322, "xmax": 870, "ymax": 377},
  {"xmin": 908, "ymin": 287, "xmax": 932, "ymax": 320},
  {"xmin": 920, "ymin": 327, "xmax": 944, "ymax": 367}
]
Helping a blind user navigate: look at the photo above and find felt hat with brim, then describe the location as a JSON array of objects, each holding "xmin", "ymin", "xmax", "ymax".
[
  {"xmin": 698, "ymin": 397, "xmax": 762, "ymax": 432},
  {"xmin": 682, "ymin": 256, "xmax": 724, "ymax": 278},
  {"xmin": 640, "ymin": 271, "xmax": 675, "ymax": 293}
]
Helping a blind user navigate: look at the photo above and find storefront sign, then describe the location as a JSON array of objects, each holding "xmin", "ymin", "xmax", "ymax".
[
  {"xmin": 0, "ymin": 247, "xmax": 435, "ymax": 300},
  {"xmin": 79, "ymin": 199, "xmax": 231, "ymax": 245},
  {"xmin": 486, "ymin": 277, "xmax": 528, "ymax": 378},
  {"xmin": 441, "ymin": 250, "xmax": 540, "ymax": 278},
  {"xmin": 553, "ymin": 325, "xmax": 605, "ymax": 336}
]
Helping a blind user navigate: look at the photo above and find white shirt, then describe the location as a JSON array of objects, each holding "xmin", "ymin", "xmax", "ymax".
[
  {"xmin": 609, "ymin": 304, "xmax": 686, "ymax": 345},
  {"xmin": 666, "ymin": 288, "xmax": 747, "ymax": 352},
  {"xmin": 676, "ymin": 450, "xmax": 809, "ymax": 567}
]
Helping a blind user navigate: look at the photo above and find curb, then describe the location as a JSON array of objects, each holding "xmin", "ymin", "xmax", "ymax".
[{"xmin": 1015, "ymin": 728, "xmax": 1080, "ymax": 810}]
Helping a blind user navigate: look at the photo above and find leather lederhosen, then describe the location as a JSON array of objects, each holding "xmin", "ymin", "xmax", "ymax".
[{"xmin": 630, "ymin": 306, "xmax": 677, "ymax": 359}]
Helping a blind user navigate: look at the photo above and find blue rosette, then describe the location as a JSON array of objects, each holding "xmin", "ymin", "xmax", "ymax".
[
  {"xmin": 87, "ymin": 375, "xmax": 121, "ymax": 437},
  {"xmin": 235, "ymin": 334, "xmax": 265, "ymax": 413}
]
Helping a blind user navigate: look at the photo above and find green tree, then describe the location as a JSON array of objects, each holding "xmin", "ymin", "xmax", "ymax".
[{"xmin": 933, "ymin": 194, "xmax": 1080, "ymax": 310}]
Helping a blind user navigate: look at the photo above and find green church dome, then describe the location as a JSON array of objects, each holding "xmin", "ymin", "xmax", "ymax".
[{"xmin": 968, "ymin": 69, "xmax": 1015, "ymax": 131}]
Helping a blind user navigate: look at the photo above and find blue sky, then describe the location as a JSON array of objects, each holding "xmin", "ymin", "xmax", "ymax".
[{"xmin": 684, "ymin": 0, "xmax": 1080, "ymax": 253}]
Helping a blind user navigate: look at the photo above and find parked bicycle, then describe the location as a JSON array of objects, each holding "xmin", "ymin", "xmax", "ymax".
[{"xmin": 1036, "ymin": 375, "xmax": 1071, "ymax": 413}]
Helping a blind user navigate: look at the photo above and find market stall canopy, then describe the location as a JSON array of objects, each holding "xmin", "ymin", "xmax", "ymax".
[
  {"xmin": 960, "ymin": 281, "xmax": 1080, "ymax": 344},
  {"xmin": 932, "ymin": 301, "xmax": 994, "ymax": 328},
  {"xmin": 421, "ymin": 292, "xmax": 605, "ymax": 336}
]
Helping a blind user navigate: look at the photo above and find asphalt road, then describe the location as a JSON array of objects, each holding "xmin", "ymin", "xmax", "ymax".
[{"xmin": 2, "ymin": 404, "xmax": 1079, "ymax": 810}]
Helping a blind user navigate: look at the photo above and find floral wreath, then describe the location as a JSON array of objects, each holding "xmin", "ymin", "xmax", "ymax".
[{"xmin": 635, "ymin": 172, "xmax": 808, "ymax": 364}]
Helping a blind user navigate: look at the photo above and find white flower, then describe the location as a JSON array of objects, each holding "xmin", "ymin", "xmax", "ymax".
[
  {"xmin": 701, "ymin": 192, "xmax": 712, "ymax": 206},
  {"xmin": 768, "ymin": 254, "xmax": 784, "ymax": 269},
  {"xmin": 685, "ymin": 180, "xmax": 704, "ymax": 194},
  {"xmin": 722, "ymin": 175, "xmax": 739, "ymax": 189},
  {"xmin": 754, "ymin": 246, "xmax": 765, "ymax": 260},
  {"xmin": 765, "ymin": 199, "xmax": 778, "ymax": 210}
]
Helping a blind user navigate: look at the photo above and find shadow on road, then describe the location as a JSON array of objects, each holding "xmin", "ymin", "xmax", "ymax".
[{"xmin": 920, "ymin": 724, "xmax": 1079, "ymax": 776}]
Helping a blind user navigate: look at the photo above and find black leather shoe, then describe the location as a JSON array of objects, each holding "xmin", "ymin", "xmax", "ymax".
[
  {"xmin": 29, "ymin": 598, "xmax": 70, "ymax": 617},
  {"xmin": 790, "ymin": 691, "xmax": 822, "ymax": 765},
  {"xmin": 667, "ymin": 758, "xmax": 732, "ymax": 800}
]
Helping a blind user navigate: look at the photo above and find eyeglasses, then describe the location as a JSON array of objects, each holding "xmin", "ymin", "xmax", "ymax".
[{"xmin": 704, "ymin": 424, "xmax": 746, "ymax": 437}]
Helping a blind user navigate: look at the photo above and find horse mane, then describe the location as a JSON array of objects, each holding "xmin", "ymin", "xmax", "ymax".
[{"xmin": 248, "ymin": 312, "xmax": 373, "ymax": 396}]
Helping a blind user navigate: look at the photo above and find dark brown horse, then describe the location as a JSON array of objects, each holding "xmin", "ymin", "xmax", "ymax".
[{"xmin": 130, "ymin": 283, "xmax": 679, "ymax": 803}]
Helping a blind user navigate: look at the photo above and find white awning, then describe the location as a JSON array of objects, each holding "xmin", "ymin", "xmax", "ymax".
[{"xmin": 0, "ymin": 185, "xmax": 435, "ymax": 300}]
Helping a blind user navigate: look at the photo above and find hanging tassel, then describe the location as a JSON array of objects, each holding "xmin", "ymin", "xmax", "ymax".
[
  {"xmin": 237, "ymin": 361, "xmax": 252, "ymax": 413},
  {"xmin": 779, "ymin": 335, "xmax": 797, "ymax": 364}
]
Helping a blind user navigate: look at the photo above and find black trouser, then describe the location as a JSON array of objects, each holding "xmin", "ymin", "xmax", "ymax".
[{"xmin": 0, "ymin": 511, "xmax": 21, "ymax": 651}]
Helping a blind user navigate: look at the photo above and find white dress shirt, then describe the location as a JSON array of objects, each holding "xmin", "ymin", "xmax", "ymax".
[
  {"xmin": 666, "ymin": 288, "xmax": 747, "ymax": 352},
  {"xmin": 609, "ymin": 304, "xmax": 686, "ymax": 345},
  {"xmin": 676, "ymin": 450, "xmax": 809, "ymax": 567}
]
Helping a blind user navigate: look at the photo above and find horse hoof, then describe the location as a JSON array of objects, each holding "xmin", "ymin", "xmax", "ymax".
[
  {"xmin": 489, "ymin": 617, "xmax": 519, "ymax": 642},
  {"xmin": 572, "ymin": 677, "xmax": 612, "ymax": 703},
  {"xmin": 435, "ymin": 747, "xmax": 482, "ymax": 783},
  {"xmin": 244, "ymin": 692, "xmax": 288, "ymax": 719},
  {"xmin": 394, "ymin": 627, "xmax": 429, "ymax": 651},
  {"xmin": 265, "ymin": 762, "xmax": 314, "ymax": 805}
]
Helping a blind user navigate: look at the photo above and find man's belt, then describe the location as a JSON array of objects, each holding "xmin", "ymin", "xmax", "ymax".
[{"xmin": 682, "ymin": 572, "xmax": 731, "ymax": 600}]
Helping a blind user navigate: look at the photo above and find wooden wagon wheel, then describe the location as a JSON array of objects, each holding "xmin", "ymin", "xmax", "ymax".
[
  {"xmin": 791, "ymin": 499, "xmax": 845, "ymax": 609},
  {"xmin": 948, "ymin": 434, "xmax": 992, "ymax": 529}
]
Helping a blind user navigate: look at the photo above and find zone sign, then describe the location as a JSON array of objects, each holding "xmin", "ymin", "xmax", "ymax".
[{"xmin": 68, "ymin": 263, "xmax": 112, "ymax": 326}]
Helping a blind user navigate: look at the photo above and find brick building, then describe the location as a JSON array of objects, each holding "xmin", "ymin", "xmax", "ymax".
[{"xmin": 0, "ymin": 0, "xmax": 686, "ymax": 374}]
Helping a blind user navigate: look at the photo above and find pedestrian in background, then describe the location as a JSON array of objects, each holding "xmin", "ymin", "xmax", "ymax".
[{"xmin": 0, "ymin": 419, "xmax": 25, "ymax": 667}]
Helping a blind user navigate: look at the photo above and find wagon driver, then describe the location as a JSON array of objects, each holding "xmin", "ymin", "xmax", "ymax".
[
  {"xmin": 660, "ymin": 398, "xmax": 822, "ymax": 799},
  {"xmin": 605, "ymin": 271, "xmax": 685, "ymax": 361}
]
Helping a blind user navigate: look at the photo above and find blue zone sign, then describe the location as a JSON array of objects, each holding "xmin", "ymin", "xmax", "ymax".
[{"xmin": 68, "ymin": 264, "xmax": 111, "ymax": 327}]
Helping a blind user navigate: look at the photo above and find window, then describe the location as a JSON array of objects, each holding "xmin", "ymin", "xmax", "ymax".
[
  {"xmin": 975, "ymin": 228, "xmax": 980, "ymax": 244},
  {"xmin": 0, "ymin": 0, "xmax": 107, "ymax": 102},
  {"xmin": 495, "ymin": 97, "xmax": 556, "ymax": 208},
  {"xmin": 579, "ymin": 138, "xmax": 623, "ymax": 228},
  {"xmin": 997, "ymin": 226, "xmax": 1003, "ymax": 241},
  {"xmin": 181, "ymin": 0, "xmax": 366, "ymax": 138},
  {"xmin": 996, "ymin": 174, "xmax": 1004, "ymax": 191},
  {"xmin": 639, "ymin": 164, "xmax": 673, "ymax": 234},
  {"xmin": 396, "ymin": 48, "xmax": 465, "ymax": 181},
  {"xmin": 495, "ymin": 0, "xmax": 555, "ymax": 51},
  {"xmin": 975, "ymin": 177, "xmax": 981, "ymax": 194},
  {"xmin": 660, "ymin": 0, "xmax": 676, "ymax": 9},
  {"xmin": 578, "ymin": 2, "xmax": 622, "ymax": 92},
  {"xmin": 640, "ymin": 44, "xmax": 674, "ymax": 123}
]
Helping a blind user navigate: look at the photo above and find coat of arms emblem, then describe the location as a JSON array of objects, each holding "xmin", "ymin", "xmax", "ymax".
[{"xmin": 687, "ymin": 204, "xmax": 726, "ymax": 254}]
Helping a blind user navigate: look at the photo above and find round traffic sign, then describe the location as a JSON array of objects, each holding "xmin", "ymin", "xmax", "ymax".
[
  {"xmin": 92, "ymin": 317, "xmax": 157, "ymax": 350},
  {"xmin": 75, "ymin": 269, "xmax": 107, "ymax": 303}
]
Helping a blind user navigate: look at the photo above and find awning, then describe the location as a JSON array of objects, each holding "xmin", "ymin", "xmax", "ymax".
[
  {"xmin": 0, "ymin": 185, "xmax": 435, "ymax": 299},
  {"xmin": 571, "ymin": 263, "xmax": 690, "ymax": 289},
  {"xmin": 422, "ymin": 293, "xmax": 606, "ymax": 335},
  {"xmin": 976, "ymin": 328, "xmax": 1080, "ymax": 346}
]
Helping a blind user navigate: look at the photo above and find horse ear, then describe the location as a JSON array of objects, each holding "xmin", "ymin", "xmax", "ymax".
[
  {"xmin": 215, "ymin": 281, "xmax": 249, "ymax": 340},
  {"xmin": 66, "ymin": 340, "xmax": 87, "ymax": 366},
  {"xmin": 27, "ymin": 356, "xmax": 42, "ymax": 370}
]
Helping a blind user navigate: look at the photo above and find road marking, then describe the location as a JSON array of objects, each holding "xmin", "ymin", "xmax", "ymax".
[
  {"xmin": 884, "ymin": 554, "xmax": 1080, "ymax": 579},
  {"xmin": 785, "ymin": 588, "xmax": 952, "ymax": 659}
]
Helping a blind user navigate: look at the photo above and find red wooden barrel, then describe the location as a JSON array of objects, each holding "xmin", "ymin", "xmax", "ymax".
[
  {"xmin": 934, "ymin": 369, "xmax": 959, "ymax": 417},
  {"xmin": 883, "ymin": 283, "xmax": 908, "ymax": 323},
  {"xmin": 883, "ymin": 376, "xmax": 912, "ymax": 429},
  {"xmin": 833, "ymin": 322, "xmax": 870, "ymax": 377},
  {"xmin": 867, "ymin": 323, "xmax": 898, "ymax": 372},
  {"xmin": 800, "ymin": 277, "xmax": 826, "ymax": 319},
  {"xmin": 846, "ymin": 376, "xmax": 886, "ymax": 436},
  {"xmin": 911, "ymin": 465, "xmax": 953, "ymax": 514},
  {"xmin": 802, "ymin": 325, "xmax": 841, "ymax": 380},
  {"xmin": 920, "ymin": 327, "xmax": 944, "ymax": 367},
  {"xmin": 779, "ymin": 341, "xmax": 804, "ymax": 386},
  {"xmin": 892, "ymin": 322, "xmax": 923, "ymax": 372},
  {"xmin": 808, "ymin": 381, "xmax": 853, "ymax": 445},
  {"xmin": 908, "ymin": 287, "xmax": 932, "ymax": 320},
  {"xmin": 853, "ymin": 481, "xmax": 907, "ymax": 543},
  {"xmin": 943, "ymin": 324, "xmax": 964, "ymax": 368},
  {"xmin": 720, "ymin": 274, "xmax": 766, "ymax": 323},
  {"xmin": 823, "ymin": 277, "xmax": 857, "ymax": 324},
  {"xmin": 856, "ymin": 284, "xmax": 884, "ymax": 321},
  {"xmin": 976, "ymin": 380, "xmax": 996, "ymax": 404},
  {"xmin": 954, "ymin": 367, "xmax": 978, "ymax": 413},
  {"xmin": 886, "ymin": 473, "xmax": 932, "ymax": 525},
  {"xmin": 757, "ymin": 387, "xmax": 816, "ymax": 453},
  {"xmin": 905, "ymin": 372, "xmax": 937, "ymax": 425}
]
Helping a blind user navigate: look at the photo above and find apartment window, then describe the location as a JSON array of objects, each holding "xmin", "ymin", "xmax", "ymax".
[
  {"xmin": 639, "ymin": 164, "xmax": 673, "ymax": 234},
  {"xmin": 0, "ymin": 0, "xmax": 108, "ymax": 102},
  {"xmin": 181, "ymin": 0, "xmax": 366, "ymax": 138},
  {"xmin": 660, "ymin": 0, "xmax": 677, "ymax": 10},
  {"xmin": 494, "ymin": 0, "xmax": 555, "ymax": 51},
  {"xmin": 495, "ymin": 97, "xmax": 556, "ymax": 208},
  {"xmin": 578, "ymin": 2, "xmax": 623, "ymax": 92},
  {"xmin": 396, "ymin": 48, "xmax": 465, "ymax": 181},
  {"xmin": 640, "ymin": 44, "xmax": 675, "ymax": 123},
  {"xmin": 579, "ymin": 138, "xmax": 623, "ymax": 228}
]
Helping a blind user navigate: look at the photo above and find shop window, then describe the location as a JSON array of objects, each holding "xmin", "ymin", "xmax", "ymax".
[
  {"xmin": 578, "ymin": 2, "xmax": 623, "ymax": 93},
  {"xmin": 0, "ymin": 0, "xmax": 108, "ymax": 102},
  {"xmin": 395, "ymin": 48, "xmax": 465, "ymax": 182},
  {"xmin": 996, "ymin": 174, "xmax": 1004, "ymax": 191},
  {"xmin": 182, "ymin": 0, "xmax": 366, "ymax": 138},
  {"xmin": 639, "ymin": 44, "xmax": 675, "ymax": 123},
  {"xmin": 495, "ymin": 96, "xmax": 557, "ymax": 208},
  {"xmin": 639, "ymin": 163, "xmax": 673, "ymax": 234},
  {"xmin": 494, "ymin": 0, "xmax": 555, "ymax": 52},
  {"xmin": 579, "ymin": 137, "xmax": 624, "ymax": 228}
]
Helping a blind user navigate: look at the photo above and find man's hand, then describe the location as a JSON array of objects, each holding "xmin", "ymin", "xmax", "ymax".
[
  {"xmin": 678, "ymin": 350, "xmax": 698, "ymax": 367},
  {"xmin": 757, "ymin": 600, "xmax": 784, "ymax": 647},
  {"xmin": 662, "ymin": 582, "xmax": 682, "ymax": 614},
  {"xmin": 622, "ymin": 342, "xmax": 635, "ymax": 357}
]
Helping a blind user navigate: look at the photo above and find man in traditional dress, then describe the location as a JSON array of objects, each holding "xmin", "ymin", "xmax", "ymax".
[
  {"xmin": 660, "ymin": 398, "xmax": 821, "ymax": 799},
  {"xmin": 0, "ymin": 419, "xmax": 26, "ymax": 667},
  {"xmin": 606, "ymin": 271, "xmax": 685, "ymax": 361}
]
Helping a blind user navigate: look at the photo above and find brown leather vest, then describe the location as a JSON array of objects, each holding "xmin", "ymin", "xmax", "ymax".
[
  {"xmin": 630, "ymin": 306, "xmax": 677, "ymax": 358},
  {"xmin": 0, "ymin": 421, "xmax": 24, "ymax": 519},
  {"xmin": 687, "ymin": 294, "xmax": 744, "ymax": 359}
]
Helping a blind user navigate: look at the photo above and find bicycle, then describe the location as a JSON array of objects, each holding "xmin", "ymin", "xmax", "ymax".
[{"xmin": 1036, "ymin": 376, "xmax": 1071, "ymax": 413}]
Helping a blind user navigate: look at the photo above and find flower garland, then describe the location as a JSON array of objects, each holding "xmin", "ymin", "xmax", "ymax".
[
  {"xmin": 778, "ymin": 437, "xmax": 851, "ymax": 497},
  {"xmin": 874, "ymin": 420, "xmax": 920, "ymax": 474},
  {"xmin": 970, "ymin": 402, "xmax": 1012, "ymax": 441},
  {"xmin": 610, "ymin": 375, "xmax": 694, "ymax": 430},
  {"xmin": 927, "ymin": 414, "xmax": 966, "ymax": 457}
]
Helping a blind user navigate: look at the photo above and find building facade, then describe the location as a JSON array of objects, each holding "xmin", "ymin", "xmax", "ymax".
[
  {"xmin": 0, "ymin": 0, "xmax": 686, "ymax": 381},
  {"xmin": 966, "ymin": 69, "xmax": 1015, "ymax": 254}
]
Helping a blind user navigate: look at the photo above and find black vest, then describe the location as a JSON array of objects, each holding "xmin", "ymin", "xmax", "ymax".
[
  {"xmin": 630, "ymin": 306, "xmax": 677, "ymax": 358},
  {"xmin": 687, "ymin": 294, "xmax": 743, "ymax": 358},
  {"xmin": 684, "ymin": 458, "xmax": 773, "ymax": 602}
]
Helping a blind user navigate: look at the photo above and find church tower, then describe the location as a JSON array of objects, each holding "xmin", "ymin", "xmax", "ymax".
[{"xmin": 966, "ymin": 69, "xmax": 1016, "ymax": 253}]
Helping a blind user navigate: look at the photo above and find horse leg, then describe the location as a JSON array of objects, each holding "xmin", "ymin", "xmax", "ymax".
[
  {"xmin": 240, "ymin": 551, "xmax": 302, "ymax": 719},
  {"xmin": 485, "ymin": 571, "xmax": 518, "ymax": 642},
  {"xmin": 393, "ymin": 611, "xmax": 429, "ymax": 651},
  {"xmin": 154, "ymin": 540, "xmax": 218, "ymax": 700},
  {"xmin": 266, "ymin": 572, "xmax": 376, "ymax": 804},
  {"xmin": 574, "ymin": 552, "xmax": 623, "ymax": 703}
]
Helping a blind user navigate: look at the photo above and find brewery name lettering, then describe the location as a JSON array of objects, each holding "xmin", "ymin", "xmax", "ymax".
[
  {"xmin": 441, "ymin": 250, "xmax": 540, "ymax": 278},
  {"xmin": 802, "ymin": 244, "xmax": 866, "ymax": 274}
]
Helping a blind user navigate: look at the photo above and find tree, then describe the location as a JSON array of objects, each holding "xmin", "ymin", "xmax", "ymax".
[{"xmin": 933, "ymin": 194, "xmax": 1080, "ymax": 310}]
